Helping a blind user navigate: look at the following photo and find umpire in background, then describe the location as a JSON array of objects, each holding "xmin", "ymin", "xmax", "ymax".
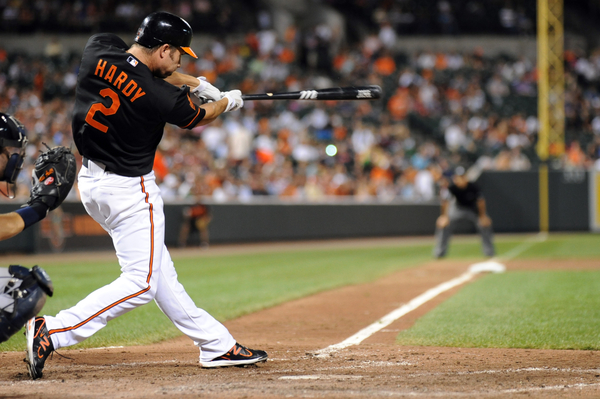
[{"xmin": 433, "ymin": 166, "xmax": 495, "ymax": 258}]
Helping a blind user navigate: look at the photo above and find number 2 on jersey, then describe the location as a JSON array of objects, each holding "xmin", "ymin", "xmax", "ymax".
[{"xmin": 85, "ymin": 88, "xmax": 121, "ymax": 133}]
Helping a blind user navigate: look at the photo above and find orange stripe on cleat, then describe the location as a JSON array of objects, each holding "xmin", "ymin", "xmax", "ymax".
[
  {"xmin": 34, "ymin": 319, "xmax": 46, "ymax": 339},
  {"xmin": 37, "ymin": 336, "xmax": 51, "ymax": 358}
]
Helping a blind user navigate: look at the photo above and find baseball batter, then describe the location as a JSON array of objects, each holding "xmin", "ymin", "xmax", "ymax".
[{"xmin": 25, "ymin": 12, "xmax": 267, "ymax": 380}]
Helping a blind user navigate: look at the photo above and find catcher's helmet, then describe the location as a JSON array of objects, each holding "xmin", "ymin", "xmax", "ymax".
[
  {"xmin": 0, "ymin": 265, "xmax": 53, "ymax": 343},
  {"xmin": 0, "ymin": 113, "xmax": 28, "ymax": 184},
  {"xmin": 135, "ymin": 11, "xmax": 198, "ymax": 58}
]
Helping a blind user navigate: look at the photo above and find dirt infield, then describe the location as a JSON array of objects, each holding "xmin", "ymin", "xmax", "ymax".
[{"xmin": 1, "ymin": 241, "xmax": 600, "ymax": 398}]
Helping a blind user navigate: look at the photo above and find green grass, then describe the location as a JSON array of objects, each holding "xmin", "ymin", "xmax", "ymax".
[
  {"xmin": 3, "ymin": 232, "xmax": 600, "ymax": 352},
  {"xmin": 437, "ymin": 233, "xmax": 600, "ymax": 260},
  {"xmin": 397, "ymin": 270, "xmax": 600, "ymax": 350},
  {"xmin": 1, "ymin": 244, "xmax": 433, "ymax": 351},
  {"xmin": 395, "ymin": 233, "xmax": 600, "ymax": 350},
  {"xmin": 512, "ymin": 233, "xmax": 600, "ymax": 258}
]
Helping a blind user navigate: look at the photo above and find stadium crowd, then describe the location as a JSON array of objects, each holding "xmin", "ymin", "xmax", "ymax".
[
  {"xmin": 1, "ymin": 2, "xmax": 599, "ymax": 203},
  {"xmin": 0, "ymin": 0, "xmax": 535, "ymax": 36}
]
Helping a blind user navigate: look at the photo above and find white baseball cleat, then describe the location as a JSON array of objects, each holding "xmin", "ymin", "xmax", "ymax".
[
  {"xmin": 200, "ymin": 343, "xmax": 267, "ymax": 368},
  {"xmin": 24, "ymin": 317, "xmax": 54, "ymax": 380}
]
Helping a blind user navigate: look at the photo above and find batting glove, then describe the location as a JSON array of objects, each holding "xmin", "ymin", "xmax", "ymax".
[
  {"xmin": 190, "ymin": 76, "xmax": 222, "ymax": 102},
  {"xmin": 223, "ymin": 90, "xmax": 244, "ymax": 112}
]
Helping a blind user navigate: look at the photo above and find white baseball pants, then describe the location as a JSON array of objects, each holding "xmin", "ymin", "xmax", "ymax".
[{"xmin": 44, "ymin": 160, "xmax": 236, "ymax": 362}]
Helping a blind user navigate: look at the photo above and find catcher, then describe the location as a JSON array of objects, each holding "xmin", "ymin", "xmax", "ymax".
[{"xmin": 0, "ymin": 112, "xmax": 76, "ymax": 343}]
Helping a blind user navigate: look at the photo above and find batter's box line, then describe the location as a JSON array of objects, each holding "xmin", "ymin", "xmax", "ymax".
[{"xmin": 343, "ymin": 382, "xmax": 600, "ymax": 397}]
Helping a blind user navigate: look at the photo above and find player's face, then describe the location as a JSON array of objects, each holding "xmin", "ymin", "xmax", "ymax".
[
  {"xmin": 154, "ymin": 45, "xmax": 182, "ymax": 78},
  {"xmin": 452, "ymin": 174, "xmax": 468, "ymax": 188},
  {"xmin": 167, "ymin": 46, "xmax": 183, "ymax": 71}
]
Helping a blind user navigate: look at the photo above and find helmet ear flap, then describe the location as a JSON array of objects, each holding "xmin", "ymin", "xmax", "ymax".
[
  {"xmin": 0, "ymin": 112, "xmax": 28, "ymax": 186},
  {"xmin": 3, "ymin": 152, "xmax": 24, "ymax": 184}
]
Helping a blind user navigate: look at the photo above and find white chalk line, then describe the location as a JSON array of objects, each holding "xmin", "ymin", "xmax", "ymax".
[
  {"xmin": 315, "ymin": 233, "xmax": 548, "ymax": 358},
  {"xmin": 314, "ymin": 271, "xmax": 477, "ymax": 357},
  {"xmin": 89, "ymin": 346, "xmax": 124, "ymax": 350},
  {"xmin": 279, "ymin": 375, "xmax": 363, "ymax": 380},
  {"xmin": 302, "ymin": 363, "xmax": 599, "ymax": 376},
  {"xmin": 357, "ymin": 383, "xmax": 600, "ymax": 397},
  {"xmin": 277, "ymin": 363, "xmax": 599, "ymax": 377},
  {"xmin": 277, "ymin": 372, "xmax": 600, "ymax": 397},
  {"xmin": 500, "ymin": 382, "xmax": 600, "ymax": 394},
  {"xmin": 395, "ymin": 366, "xmax": 600, "ymax": 377}
]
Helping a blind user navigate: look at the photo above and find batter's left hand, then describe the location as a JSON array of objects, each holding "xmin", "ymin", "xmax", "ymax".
[
  {"xmin": 190, "ymin": 76, "xmax": 221, "ymax": 102},
  {"xmin": 223, "ymin": 90, "xmax": 244, "ymax": 112}
]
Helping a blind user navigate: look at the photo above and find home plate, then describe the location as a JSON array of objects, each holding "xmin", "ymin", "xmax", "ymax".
[{"xmin": 469, "ymin": 260, "xmax": 506, "ymax": 274}]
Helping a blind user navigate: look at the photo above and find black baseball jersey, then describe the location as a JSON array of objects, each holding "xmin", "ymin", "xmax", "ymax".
[
  {"xmin": 448, "ymin": 182, "xmax": 482, "ymax": 211},
  {"xmin": 72, "ymin": 33, "xmax": 205, "ymax": 176}
]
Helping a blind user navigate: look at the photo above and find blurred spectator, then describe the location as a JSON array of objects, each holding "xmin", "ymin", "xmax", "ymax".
[
  {"xmin": 414, "ymin": 165, "xmax": 435, "ymax": 201},
  {"xmin": 565, "ymin": 141, "xmax": 588, "ymax": 169},
  {"xmin": 437, "ymin": 1, "xmax": 457, "ymax": 34},
  {"xmin": 178, "ymin": 201, "xmax": 212, "ymax": 248},
  {"xmin": 486, "ymin": 73, "xmax": 510, "ymax": 106},
  {"xmin": 0, "ymin": 0, "xmax": 256, "ymax": 34},
  {"xmin": 499, "ymin": 2, "xmax": 518, "ymax": 34}
]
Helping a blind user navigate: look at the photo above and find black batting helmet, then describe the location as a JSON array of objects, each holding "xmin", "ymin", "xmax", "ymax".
[
  {"xmin": 135, "ymin": 11, "xmax": 198, "ymax": 59},
  {"xmin": 0, "ymin": 112, "xmax": 28, "ymax": 184}
]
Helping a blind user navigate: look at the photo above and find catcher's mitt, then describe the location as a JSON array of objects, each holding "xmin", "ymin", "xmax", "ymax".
[{"xmin": 27, "ymin": 146, "xmax": 76, "ymax": 212}]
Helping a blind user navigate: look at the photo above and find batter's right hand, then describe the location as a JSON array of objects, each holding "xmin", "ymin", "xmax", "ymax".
[
  {"xmin": 190, "ymin": 76, "xmax": 222, "ymax": 102},
  {"xmin": 478, "ymin": 215, "xmax": 492, "ymax": 228},
  {"xmin": 223, "ymin": 90, "xmax": 244, "ymax": 112},
  {"xmin": 436, "ymin": 215, "xmax": 449, "ymax": 229}
]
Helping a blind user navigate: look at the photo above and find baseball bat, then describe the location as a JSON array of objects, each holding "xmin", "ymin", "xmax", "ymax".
[{"xmin": 240, "ymin": 85, "xmax": 382, "ymax": 101}]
